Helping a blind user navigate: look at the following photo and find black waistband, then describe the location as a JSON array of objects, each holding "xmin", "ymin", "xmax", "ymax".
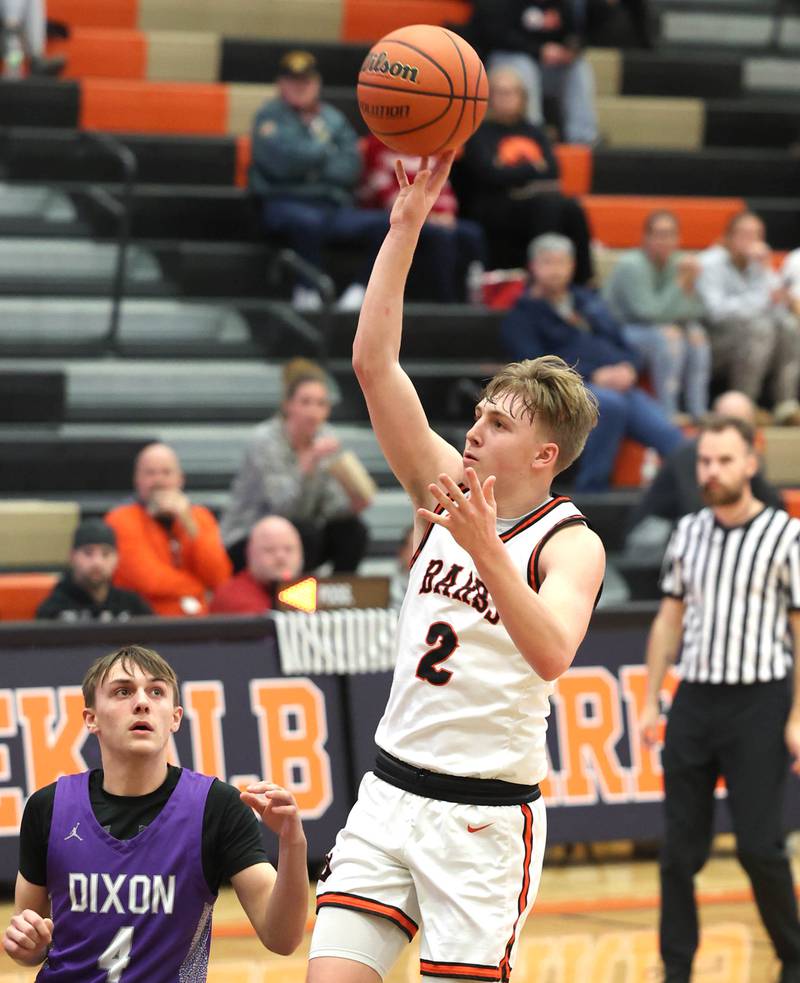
[{"xmin": 374, "ymin": 747, "xmax": 541, "ymax": 806}]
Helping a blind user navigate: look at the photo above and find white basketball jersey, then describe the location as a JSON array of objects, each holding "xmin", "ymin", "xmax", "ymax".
[{"xmin": 376, "ymin": 495, "xmax": 587, "ymax": 785}]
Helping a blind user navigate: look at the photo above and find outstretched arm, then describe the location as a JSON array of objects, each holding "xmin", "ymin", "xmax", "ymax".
[{"xmin": 352, "ymin": 152, "xmax": 464, "ymax": 511}]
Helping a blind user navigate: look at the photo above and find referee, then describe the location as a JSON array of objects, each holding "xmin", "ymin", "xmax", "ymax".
[{"xmin": 641, "ymin": 414, "xmax": 800, "ymax": 983}]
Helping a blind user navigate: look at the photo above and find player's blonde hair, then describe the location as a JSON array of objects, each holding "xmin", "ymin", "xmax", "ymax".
[
  {"xmin": 82, "ymin": 645, "xmax": 180, "ymax": 707},
  {"xmin": 481, "ymin": 355, "xmax": 599, "ymax": 474}
]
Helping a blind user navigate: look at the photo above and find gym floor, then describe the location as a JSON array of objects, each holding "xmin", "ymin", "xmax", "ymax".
[{"xmin": 1, "ymin": 843, "xmax": 797, "ymax": 981}]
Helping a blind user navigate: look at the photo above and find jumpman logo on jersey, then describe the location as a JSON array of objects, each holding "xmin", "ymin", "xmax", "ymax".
[{"xmin": 64, "ymin": 822, "xmax": 83, "ymax": 842}]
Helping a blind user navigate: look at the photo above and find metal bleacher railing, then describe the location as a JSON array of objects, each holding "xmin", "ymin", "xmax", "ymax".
[{"xmin": 79, "ymin": 130, "xmax": 137, "ymax": 355}]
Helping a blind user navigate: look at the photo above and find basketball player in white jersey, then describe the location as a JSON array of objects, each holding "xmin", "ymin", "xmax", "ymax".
[{"xmin": 307, "ymin": 152, "xmax": 606, "ymax": 983}]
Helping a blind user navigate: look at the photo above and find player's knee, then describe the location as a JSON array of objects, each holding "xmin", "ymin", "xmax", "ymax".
[
  {"xmin": 661, "ymin": 843, "xmax": 709, "ymax": 877},
  {"xmin": 306, "ymin": 956, "xmax": 383, "ymax": 983},
  {"xmin": 736, "ymin": 844, "xmax": 785, "ymax": 874}
]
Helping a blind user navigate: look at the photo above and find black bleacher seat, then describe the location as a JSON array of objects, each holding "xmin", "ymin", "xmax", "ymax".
[
  {"xmin": 0, "ymin": 438, "xmax": 154, "ymax": 493},
  {"xmin": 0, "ymin": 370, "xmax": 65, "ymax": 424}
]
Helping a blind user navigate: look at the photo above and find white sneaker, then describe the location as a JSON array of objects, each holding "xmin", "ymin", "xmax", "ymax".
[
  {"xmin": 336, "ymin": 283, "xmax": 366, "ymax": 311},
  {"xmin": 292, "ymin": 286, "xmax": 323, "ymax": 311}
]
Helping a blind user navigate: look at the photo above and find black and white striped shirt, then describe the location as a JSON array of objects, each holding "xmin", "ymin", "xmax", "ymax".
[{"xmin": 660, "ymin": 506, "xmax": 800, "ymax": 684}]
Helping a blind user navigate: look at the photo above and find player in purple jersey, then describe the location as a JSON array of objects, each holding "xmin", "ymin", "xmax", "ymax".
[{"xmin": 2, "ymin": 645, "xmax": 308, "ymax": 980}]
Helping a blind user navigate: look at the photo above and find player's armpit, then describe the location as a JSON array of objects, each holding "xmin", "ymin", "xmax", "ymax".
[
  {"xmin": 536, "ymin": 524, "xmax": 606, "ymax": 673},
  {"xmin": 353, "ymin": 359, "xmax": 463, "ymax": 507}
]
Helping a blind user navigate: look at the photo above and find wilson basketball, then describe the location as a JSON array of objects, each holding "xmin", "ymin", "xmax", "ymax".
[{"xmin": 357, "ymin": 24, "xmax": 488, "ymax": 157}]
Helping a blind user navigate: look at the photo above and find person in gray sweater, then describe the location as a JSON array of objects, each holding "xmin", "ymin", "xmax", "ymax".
[
  {"xmin": 604, "ymin": 210, "xmax": 709, "ymax": 422},
  {"xmin": 220, "ymin": 359, "xmax": 374, "ymax": 574},
  {"xmin": 695, "ymin": 210, "xmax": 800, "ymax": 425},
  {"xmin": 249, "ymin": 49, "xmax": 388, "ymax": 311}
]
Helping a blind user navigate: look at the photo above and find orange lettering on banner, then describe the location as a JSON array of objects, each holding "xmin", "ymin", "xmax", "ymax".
[
  {"xmin": 16, "ymin": 687, "xmax": 87, "ymax": 793},
  {"xmin": 0, "ymin": 689, "xmax": 23, "ymax": 835},
  {"xmin": 183, "ymin": 681, "xmax": 226, "ymax": 779},
  {"xmin": 249, "ymin": 679, "xmax": 333, "ymax": 819},
  {"xmin": 553, "ymin": 668, "xmax": 628, "ymax": 803},
  {"xmin": 228, "ymin": 774, "xmax": 260, "ymax": 795},
  {"xmin": 620, "ymin": 665, "xmax": 680, "ymax": 802}
]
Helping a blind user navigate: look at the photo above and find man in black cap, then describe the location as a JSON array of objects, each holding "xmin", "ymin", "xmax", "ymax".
[
  {"xmin": 35, "ymin": 519, "xmax": 152, "ymax": 622},
  {"xmin": 249, "ymin": 48, "xmax": 388, "ymax": 311}
]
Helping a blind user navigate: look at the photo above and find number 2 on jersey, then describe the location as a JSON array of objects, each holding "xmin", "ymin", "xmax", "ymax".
[
  {"xmin": 98, "ymin": 926, "xmax": 133, "ymax": 982},
  {"xmin": 416, "ymin": 622, "xmax": 459, "ymax": 686}
]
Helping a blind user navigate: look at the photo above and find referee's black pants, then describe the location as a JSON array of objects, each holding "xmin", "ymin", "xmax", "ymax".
[{"xmin": 660, "ymin": 680, "xmax": 800, "ymax": 982}]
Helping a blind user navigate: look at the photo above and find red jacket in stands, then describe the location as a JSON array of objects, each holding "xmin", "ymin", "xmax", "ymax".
[
  {"xmin": 105, "ymin": 503, "xmax": 232, "ymax": 617},
  {"xmin": 209, "ymin": 570, "xmax": 274, "ymax": 616},
  {"xmin": 359, "ymin": 134, "xmax": 458, "ymax": 217}
]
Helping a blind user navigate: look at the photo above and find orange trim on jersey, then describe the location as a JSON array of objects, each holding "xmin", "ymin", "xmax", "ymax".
[
  {"xmin": 499, "ymin": 496, "xmax": 571, "ymax": 543},
  {"xmin": 499, "ymin": 803, "xmax": 534, "ymax": 981},
  {"xmin": 316, "ymin": 891, "xmax": 418, "ymax": 941},
  {"xmin": 526, "ymin": 515, "xmax": 588, "ymax": 591},
  {"xmin": 420, "ymin": 960, "xmax": 502, "ymax": 980}
]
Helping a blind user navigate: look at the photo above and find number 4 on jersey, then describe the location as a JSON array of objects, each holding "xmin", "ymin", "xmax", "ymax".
[
  {"xmin": 416, "ymin": 622, "xmax": 459, "ymax": 686},
  {"xmin": 98, "ymin": 926, "xmax": 133, "ymax": 982}
]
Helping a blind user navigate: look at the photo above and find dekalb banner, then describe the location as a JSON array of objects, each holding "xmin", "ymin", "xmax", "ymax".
[{"xmin": 0, "ymin": 608, "xmax": 797, "ymax": 881}]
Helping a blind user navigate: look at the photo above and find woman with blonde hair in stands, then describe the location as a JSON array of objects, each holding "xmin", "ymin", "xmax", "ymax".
[{"xmin": 220, "ymin": 358, "xmax": 375, "ymax": 573}]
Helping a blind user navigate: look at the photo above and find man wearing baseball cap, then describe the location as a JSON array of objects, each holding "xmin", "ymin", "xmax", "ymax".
[
  {"xmin": 35, "ymin": 519, "xmax": 153, "ymax": 622},
  {"xmin": 249, "ymin": 48, "xmax": 388, "ymax": 311}
]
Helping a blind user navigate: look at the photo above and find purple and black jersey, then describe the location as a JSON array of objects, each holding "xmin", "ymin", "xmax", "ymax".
[{"xmin": 39, "ymin": 768, "xmax": 216, "ymax": 982}]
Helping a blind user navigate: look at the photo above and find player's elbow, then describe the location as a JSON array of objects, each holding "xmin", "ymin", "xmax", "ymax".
[
  {"xmin": 524, "ymin": 637, "xmax": 576, "ymax": 681},
  {"xmin": 536, "ymin": 656, "xmax": 572, "ymax": 682},
  {"xmin": 262, "ymin": 928, "xmax": 304, "ymax": 957}
]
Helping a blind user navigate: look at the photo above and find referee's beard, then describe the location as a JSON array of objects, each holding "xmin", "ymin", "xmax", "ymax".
[{"xmin": 700, "ymin": 477, "xmax": 748, "ymax": 507}]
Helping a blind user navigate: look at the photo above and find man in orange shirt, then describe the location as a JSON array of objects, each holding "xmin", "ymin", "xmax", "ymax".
[{"xmin": 106, "ymin": 443, "xmax": 232, "ymax": 616}]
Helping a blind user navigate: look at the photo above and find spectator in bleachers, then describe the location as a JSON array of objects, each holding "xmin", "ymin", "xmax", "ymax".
[
  {"xmin": 105, "ymin": 442, "xmax": 232, "ymax": 617},
  {"xmin": 782, "ymin": 247, "xmax": 800, "ymax": 317},
  {"xmin": 502, "ymin": 233, "xmax": 684, "ymax": 491},
  {"xmin": 466, "ymin": 0, "xmax": 598, "ymax": 145},
  {"xmin": 603, "ymin": 210, "xmax": 710, "ymax": 422},
  {"xmin": 221, "ymin": 358, "xmax": 374, "ymax": 575},
  {"xmin": 359, "ymin": 135, "xmax": 487, "ymax": 303},
  {"xmin": 210, "ymin": 515, "xmax": 303, "ymax": 615},
  {"xmin": 625, "ymin": 390, "xmax": 783, "ymax": 559},
  {"xmin": 1, "ymin": 0, "xmax": 64, "ymax": 77},
  {"xmin": 249, "ymin": 49, "xmax": 387, "ymax": 312},
  {"xmin": 456, "ymin": 66, "xmax": 594, "ymax": 282},
  {"xmin": 696, "ymin": 211, "xmax": 800, "ymax": 425},
  {"xmin": 35, "ymin": 519, "xmax": 152, "ymax": 622}
]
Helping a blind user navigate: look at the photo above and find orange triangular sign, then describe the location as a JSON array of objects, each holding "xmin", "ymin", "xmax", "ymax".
[{"xmin": 278, "ymin": 577, "xmax": 318, "ymax": 613}]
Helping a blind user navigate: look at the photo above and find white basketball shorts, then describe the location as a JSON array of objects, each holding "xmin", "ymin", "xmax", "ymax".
[{"xmin": 311, "ymin": 771, "xmax": 546, "ymax": 982}]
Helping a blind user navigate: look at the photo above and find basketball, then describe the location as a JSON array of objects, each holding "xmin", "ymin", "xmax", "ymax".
[{"xmin": 357, "ymin": 24, "xmax": 489, "ymax": 157}]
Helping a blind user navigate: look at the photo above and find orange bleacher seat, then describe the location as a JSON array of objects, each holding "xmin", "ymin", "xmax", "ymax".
[
  {"xmin": 342, "ymin": 0, "xmax": 473, "ymax": 42},
  {"xmin": 582, "ymin": 196, "xmax": 746, "ymax": 250},
  {"xmin": 611, "ymin": 439, "xmax": 648, "ymax": 488},
  {"xmin": 0, "ymin": 573, "xmax": 57, "ymax": 622},
  {"xmin": 80, "ymin": 80, "xmax": 228, "ymax": 136},
  {"xmin": 235, "ymin": 134, "xmax": 252, "ymax": 189},
  {"xmin": 50, "ymin": 29, "xmax": 147, "ymax": 81},
  {"xmin": 48, "ymin": 0, "xmax": 138, "ymax": 30},
  {"xmin": 783, "ymin": 488, "xmax": 800, "ymax": 520},
  {"xmin": 555, "ymin": 145, "xmax": 593, "ymax": 198}
]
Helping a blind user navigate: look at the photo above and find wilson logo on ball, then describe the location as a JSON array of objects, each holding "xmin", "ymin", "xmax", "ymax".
[
  {"xmin": 361, "ymin": 50, "xmax": 420, "ymax": 84},
  {"xmin": 359, "ymin": 101, "xmax": 411, "ymax": 119}
]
